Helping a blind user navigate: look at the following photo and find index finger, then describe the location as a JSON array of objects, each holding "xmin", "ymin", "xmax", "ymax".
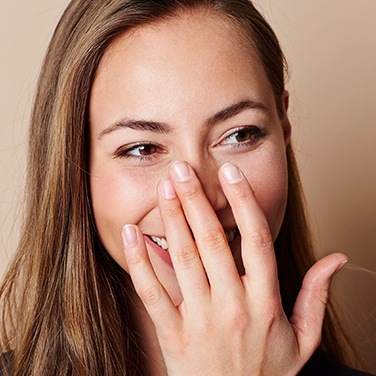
[{"xmin": 219, "ymin": 163, "xmax": 280, "ymax": 300}]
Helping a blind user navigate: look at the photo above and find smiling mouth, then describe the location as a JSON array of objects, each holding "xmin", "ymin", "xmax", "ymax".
[{"xmin": 146, "ymin": 227, "xmax": 239, "ymax": 252}]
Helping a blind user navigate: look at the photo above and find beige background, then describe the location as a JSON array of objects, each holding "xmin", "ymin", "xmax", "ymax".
[{"xmin": 1, "ymin": 0, "xmax": 375, "ymax": 371}]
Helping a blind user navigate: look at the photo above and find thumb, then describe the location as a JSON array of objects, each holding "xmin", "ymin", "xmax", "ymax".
[{"xmin": 289, "ymin": 253, "xmax": 348, "ymax": 358}]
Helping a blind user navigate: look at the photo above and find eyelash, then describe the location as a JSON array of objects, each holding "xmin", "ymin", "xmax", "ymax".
[
  {"xmin": 114, "ymin": 125, "xmax": 267, "ymax": 162},
  {"xmin": 219, "ymin": 125, "xmax": 267, "ymax": 149},
  {"xmin": 114, "ymin": 142, "xmax": 163, "ymax": 162}
]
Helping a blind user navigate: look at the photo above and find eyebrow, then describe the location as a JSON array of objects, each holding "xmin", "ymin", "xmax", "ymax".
[
  {"xmin": 97, "ymin": 100, "xmax": 269, "ymax": 139},
  {"xmin": 98, "ymin": 119, "xmax": 171, "ymax": 138},
  {"xmin": 205, "ymin": 100, "xmax": 269, "ymax": 127}
]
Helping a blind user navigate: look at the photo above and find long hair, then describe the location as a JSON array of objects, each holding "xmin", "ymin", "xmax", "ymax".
[{"xmin": 0, "ymin": 0, "xmax": 356, "ymax": 374}]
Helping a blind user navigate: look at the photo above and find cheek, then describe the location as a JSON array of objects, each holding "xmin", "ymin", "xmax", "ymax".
[
  {"xmin": 90, "ymin": 164, "xmax": 157, "ymax": 269},
  {"xmin": 240, "ymin": 148, "xmax": 288, "ymax": 239}
]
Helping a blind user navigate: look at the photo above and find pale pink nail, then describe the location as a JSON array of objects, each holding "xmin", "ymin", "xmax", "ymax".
[
  {"xmin": 159, "ymin": 178, "xmax": 177, "ymax": 200},
  {"xmin": 221, "ymin": 163, "xmax": 243, "ymax": 184},
  {"xmin": 171, "ymin": 161, "xmax": 192, "ymax": 182},
  {"xmin": 122, "ymin": 225, "xmax": 138, "ymax": 246}
]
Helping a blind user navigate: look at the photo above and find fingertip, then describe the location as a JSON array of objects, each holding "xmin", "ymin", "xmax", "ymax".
[
  {"xmin": 122, "ymin": 224, "xmax": 139, "ymax": 247},
  {"xmin": 219, "ymin": 162, "xmax": 244, "ymax": 184},
  {"xmin": 334, "ymin": 258, "xmax": 349, "ymax": 275},
  {"xmin": 330, "ymin": 251, "xmax": 348, "ymax": 263},
  {"xmin": 170, "ymin": 160, "xmax": 192, "ymax": 183},
  {"xmin": 122, "ymin": 225, "xmax": 145, "ymax": 266},
  {"xmin": 324, "ymin": 253, "xmax": 349, "ymax": 282},
  {"xmin": 159, "ymin": 178, "xmax": 177, "ymax": 200},
  {"xmin": 304, "ymin": 253, "xmax": 348, "ymax": 284}
]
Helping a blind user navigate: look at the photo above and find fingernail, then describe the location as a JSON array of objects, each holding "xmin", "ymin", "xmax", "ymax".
[
  {"xmin": 335, "ymin": 259, "xmax": 349, "ymax": 274},
  {"xmin": 122, "ymin": 225, "xmax": 138, "ymax": 246},
  {"xmin": 221, "ymin": 163, "xmax": 243, "ymax": 184},
  {"xmin": 171, "ymin": 161, "xmax": 191, "ymax": 182},
  {"xmin": 159, "ymin": 178, "xmax": 176, "ymax": 199}
]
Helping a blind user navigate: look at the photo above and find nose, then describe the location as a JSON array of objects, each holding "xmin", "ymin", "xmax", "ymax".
[{"xmin": 176, "ymin": 159, "xmax": 228, "ymax": 213}]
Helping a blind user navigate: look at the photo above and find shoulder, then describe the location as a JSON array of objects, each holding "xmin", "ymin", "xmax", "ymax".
[{"xmin": 299, "ymin": 354, "xmax": 374, "ymax": 376}]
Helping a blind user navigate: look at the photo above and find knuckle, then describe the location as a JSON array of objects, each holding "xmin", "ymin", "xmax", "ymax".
[
  {"xmin": 176, "ymin": 245, "xmax": 200, "ymax": 269},
  {"xmin": 161, "ymin": 333, "xmax": 190, "ymax": 358},
  {"xmin": 248, "ymin": 226, "xmax": 273, "ymax": 251},
  {"xmin": 181, "ymin": 183, "xmax": 203, "ymax": 202},
  {"xmin": 228, "ymin": 307, "xmax": 250, "ymax": 333},
  {"xmin": 138, "ymin": 284, "xmax": 162, "ymax": 307},
  {"xmin": 162, "ymin": 205, "xmax": 180, "ymax": 219},
  {"xmin": 201, "ymin": 229, "xmax": 227, "ymax": 253},
  {"xmin": 157, "ymin": 326, "xmax": 191, "ymax": 358},
  {"xmin": 127, "ymin": 247, "xmax": 143, "ymax": 265},
  {"xmin": 232, "ymin": 185, "xmax": 249, "ymax": 202},
  {"xmin": 302, "ymin": 279, "xmax": 329, "ymax": 306},
  {"xmin": 318, "ymin": 286, "xmax": 329, "ymax": 305}
]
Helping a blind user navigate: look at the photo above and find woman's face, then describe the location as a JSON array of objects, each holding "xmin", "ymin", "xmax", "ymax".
[{"xmin": 89, "ymin": 12, "xmax": 291, "ymax": 305}]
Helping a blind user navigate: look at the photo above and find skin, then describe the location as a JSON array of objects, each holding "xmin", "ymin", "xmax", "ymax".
[
  {"xmin": 90, "ymin": 12, "xmax": 289, "ymax": 305},
  {"xmin": 89, "ymin": 11, "xmax": 347, "ymax": 375}
]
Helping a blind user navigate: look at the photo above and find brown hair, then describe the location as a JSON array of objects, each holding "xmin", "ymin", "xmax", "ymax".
[{"xmin": 0, "ymin": 0, "xmax": 357, "ymax": 374}]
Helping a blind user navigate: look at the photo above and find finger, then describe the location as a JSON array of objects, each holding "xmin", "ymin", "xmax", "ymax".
[
  {"xmin": 122, "ymin": 224, "xmax": 181, "ymax": 338},
  {"xmin": 158, "ymin": 178, "xmax": 210, "ymax": 306},
  {"xmin": 289, "ymin": 253, "xmax": 348, "ymax": 358},
  {"xmin": 219, "ymin": 163, "xmax": 280, "ymax": 299},
  {"xmin": 169, "ymin": 161, "xmax": 242, "ymax": 295}
]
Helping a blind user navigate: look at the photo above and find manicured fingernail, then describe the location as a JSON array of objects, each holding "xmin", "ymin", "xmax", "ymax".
[
  {"xmin": 122, "ymin": 225, "xmax": 138, "ymax": 246},
  {"xmin": 159, "ymin": 178, "xmax": 176, "ymax": 199},
  {"xmin": 221, "ymin": 163, "xmax": 243, "ymax": 184},
  {"xmin": 171, "ymin": 161, "xmax": 192, "ymax": 182},
  {"xmin": 335, "ymin": 259, "xmax": 349, "ymax": 274}
]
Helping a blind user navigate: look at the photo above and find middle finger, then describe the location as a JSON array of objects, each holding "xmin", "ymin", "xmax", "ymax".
[{"xmin": 169, "ymin": 161, "xmax": 242, "ymax": 295}]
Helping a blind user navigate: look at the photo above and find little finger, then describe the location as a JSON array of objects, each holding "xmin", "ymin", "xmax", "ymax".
[{"xmin": 122, "ymin": 224, "xmax": 181, "ymax": 338}]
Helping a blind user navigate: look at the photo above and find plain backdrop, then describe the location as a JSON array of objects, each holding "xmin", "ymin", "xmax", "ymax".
[{"xmin": 1, "ymin": 0, "xmax": 375, "ymax": 372}]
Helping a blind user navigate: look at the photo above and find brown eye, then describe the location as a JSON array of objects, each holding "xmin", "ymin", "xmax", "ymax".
[
  {"xmin": 235, "ymin": 129, "xmax": 253, "ymax": 142},
  {"xmin": 115, "ymin": 142, "xmax": 161, "ymax": 160},
  {"xmin": 138, "ymin": 144, "xmax": 157, "ymax": 155}
]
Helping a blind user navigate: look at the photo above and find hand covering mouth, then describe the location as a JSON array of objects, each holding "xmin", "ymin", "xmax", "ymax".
[{"xmin": 145, "ymin": 227, "xmax": 239, "ymax": 252}]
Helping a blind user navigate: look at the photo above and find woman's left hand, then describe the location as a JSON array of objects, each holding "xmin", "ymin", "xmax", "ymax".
[{"xmin": 122, "ymin": 161, "xmax": 347, "ymax": 375}]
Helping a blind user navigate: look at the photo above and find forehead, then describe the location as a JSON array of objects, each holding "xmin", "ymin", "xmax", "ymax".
[
  {"xmin": 90, "ymin": 10, "xmax": 275, "ymax": 128},
  {"xmin": 101, "ymin": 10, "xmax": 253, "ymax": 66}
]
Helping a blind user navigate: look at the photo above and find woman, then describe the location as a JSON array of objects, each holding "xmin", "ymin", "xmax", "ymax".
[{"xmin": 0, "ymin": 0, "xmax": 371, "ymax": 374}]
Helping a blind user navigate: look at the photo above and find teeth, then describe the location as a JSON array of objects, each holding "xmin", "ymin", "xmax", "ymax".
[
  {"xmin": 150, "ymin": 228, "xmax": 238, "ymax": 251},
  {"xmin": 151, "ymin": 236, "xmax": 169, "ymax": 251}
]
